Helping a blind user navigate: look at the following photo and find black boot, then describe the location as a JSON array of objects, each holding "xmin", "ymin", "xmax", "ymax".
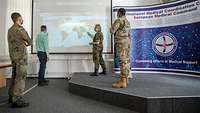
[
  {"xmin": 43, "ymin": 79, "xmax": 50, "ymax": 84},
  {"xmin": 8, "ymin": 95, "xmax": 13, "ymax": 103},
  {"xmin": 90, "ymin": 69, "xmax": 99, "ymax": 76},
  {"xmin": 38, "ymin": 80, "xmax": 49, "ymax": 86},
  {"xmin": 99, "ymin": 70, "xmax": 107, "ymax": 75},
  {"xmin": 11, "ymin": 97, "xmax": 29, "ymax": 108}
]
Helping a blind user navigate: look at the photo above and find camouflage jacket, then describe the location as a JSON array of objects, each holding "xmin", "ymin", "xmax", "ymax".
[
  {"xmin": 110, "ymin": 16, "xmax": 131, "ymax": 43},
  {"xmin": 93, "ymin": 32, "xmax": 104, "ymax": 51},
  {"xmin": 7, "ymin": 24, "xmax": 32, "ymax": 62}
]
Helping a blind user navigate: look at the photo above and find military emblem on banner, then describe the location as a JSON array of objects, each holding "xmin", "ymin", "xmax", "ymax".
[{"xmin": 152, "ymin": 32, "xmax": 178, "ymax": 57}]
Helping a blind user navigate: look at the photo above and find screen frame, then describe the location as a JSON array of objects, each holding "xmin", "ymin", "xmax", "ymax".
[{"xmin": 31, "ymin": 0, "xmax": 113, "ymax": 54}]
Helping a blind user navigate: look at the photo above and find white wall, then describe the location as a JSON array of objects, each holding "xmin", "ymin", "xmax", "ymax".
[
  {"xmin": 0, "ymin": 0, "xmax": 7, "ymax": 57},
  {"xmin": 0, "ymin": 0, "xmax": 174, "ymax": 78}
]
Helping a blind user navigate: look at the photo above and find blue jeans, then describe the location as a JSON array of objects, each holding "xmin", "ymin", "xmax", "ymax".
[{"xmin": 37, "ymin": 51, "xmax": 47, "ymax": 82}]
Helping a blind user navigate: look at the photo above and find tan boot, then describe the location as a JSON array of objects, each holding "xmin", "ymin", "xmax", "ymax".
[
  {"xmin": 128, "ymin": 72, "xmax": 133, "ymax": 79},
  {"xmin": 112, "ymin": 77, "xmax": 128, "ymax": 88}
]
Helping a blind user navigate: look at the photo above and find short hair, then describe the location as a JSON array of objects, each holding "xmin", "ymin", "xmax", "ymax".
[
  {"xmin": 95, "ymin": 24, "xmax": 101, "ymax": 31},
  {"xmin": 118, "ymin": 8, "xmax": 126, "ymax": 15},
  {"xmin": 41, "ymin": 25, "xmax": 47, "ymax": 31},
  {"xmin": 11, "ymin": 12, "xmax": 21, "ymax": 23}
]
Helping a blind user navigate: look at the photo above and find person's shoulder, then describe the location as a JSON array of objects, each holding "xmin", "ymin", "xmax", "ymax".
[
  {"xmin": 95, "ymin": 32, "xmax": 103, "ymax": 40},
  {"xmin": 115, "ymin": 18, "xmax": 121, "ymax": 23},
  {"xmin": 36, "ymin": 32, "xmax": 42, "ymax": 38},
  {"xmin": 96, "ymin": 32, "xmax": 103, "ymax": 36},
  {"xmin": 15, "ymin": 25, "xmax": 24, "ymax": 31},
  {"xmin": 37, "ymin": 32, "xmax": 43, "ymax": 35},
  {"xmin": 37, "ymin": 32, "xmax": 45, "ymax": 36},
  {"xmin": 121, "ymin": 16, "xmax": 129, "ymax": 22},
  {"xmin": 8, "ymin": 25, "xmax": 19, "ymax": 34},
  {"xmin": 99, "ymin": 32, "xmax": 104, "ymax": 39},
  {"xmin": 15, "ymin": 26, "xmax": 26, "ymax": 34},
  {"xmin": 118, "ymin": 16, "xmax": 127, "ymax": 21},
  {"xmin": 41, "ymin": 32, "xmax": 48, "ymax": 36},
  {"xmin": 8, "ymin": 26, "xmax": 13, "ymax": 33},
  {"xmin": 99, "ymin": 32, "xmax": 103, "ymax": 36},
  {"xmin": 37, "ymin": 32, "xmax": 48, "ymax": 40}
]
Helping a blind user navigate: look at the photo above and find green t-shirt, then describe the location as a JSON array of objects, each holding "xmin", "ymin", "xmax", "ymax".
[{"xmin": 36, "ymin": 32, "xmax": 49, "ymax": 56}]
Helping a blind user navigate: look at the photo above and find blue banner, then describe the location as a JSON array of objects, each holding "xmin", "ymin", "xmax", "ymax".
[{"xmin": 113, "ymin": 0, "xmax": 200, "ymax": 74}]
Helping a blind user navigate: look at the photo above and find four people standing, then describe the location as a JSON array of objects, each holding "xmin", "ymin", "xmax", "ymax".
[{"xmin": 6, "ymin": 8, "xmax": 131, "ymax": 108}]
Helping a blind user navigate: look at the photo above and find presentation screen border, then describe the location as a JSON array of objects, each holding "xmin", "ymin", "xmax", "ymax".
[{"xmin": 31, "ymin": 0, "xmax": 114, "ymax": 54}]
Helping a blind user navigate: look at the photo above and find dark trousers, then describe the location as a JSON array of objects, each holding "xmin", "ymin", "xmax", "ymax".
[
  {"xmin": 37, "ymin": 51, "xmax": 47, "ymax": 82},
  {"xmin": 93, "ymin": 50, "xmax": 106, "ymax": 72}
]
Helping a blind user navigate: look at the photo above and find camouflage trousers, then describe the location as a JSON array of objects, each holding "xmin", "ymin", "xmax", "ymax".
[
  {"xmin": 8, "ymin": 58, "xmax": 28, "ymax": 101},
  {"xmin": 115, "ymin": 38, "xmax": 131, "ymax": 78},
  {"xmin": 93, "ymin": 50, "xmax": 106, "ymax": 71}
]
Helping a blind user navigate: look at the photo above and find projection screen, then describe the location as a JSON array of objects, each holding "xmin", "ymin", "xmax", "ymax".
[{"xmin": 32, "ymin": 0, "xmax": 112, "ymax": 53}]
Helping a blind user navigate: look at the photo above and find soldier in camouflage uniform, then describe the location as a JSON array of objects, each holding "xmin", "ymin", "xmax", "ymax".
[
  {"xmin": 90, "ymin": 24, "xmax": 106, "ymax": 76},
  {"xmin": 7, "ymin": 12, "xmax": 32, "ymax": 107},
  {"xmin": 110, "ymin": 8, "xmax": 131, "ymax": 88}
]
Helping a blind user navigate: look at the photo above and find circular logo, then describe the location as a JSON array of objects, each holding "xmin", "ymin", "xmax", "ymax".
[{"xmin": 152, "ymin": 32, "xmax": 178, "ymax": 57}]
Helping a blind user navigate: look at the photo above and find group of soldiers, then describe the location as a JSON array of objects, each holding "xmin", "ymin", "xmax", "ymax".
[
  {"xmin": 7, "ymin": 8, "xmax": 132, "ymax": 108},
  {"xmin": 90, "ymin": 8, "xmax": 132, "ymax": 88}
]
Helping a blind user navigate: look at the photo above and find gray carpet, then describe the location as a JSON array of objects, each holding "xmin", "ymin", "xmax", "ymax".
[
  {"xmin": 0, "ymin": 78, "xmax": 136, "ymax": 113},
  {"xmin": 0, "ymin": 78, "xmax": 38, "ymax": 103}
]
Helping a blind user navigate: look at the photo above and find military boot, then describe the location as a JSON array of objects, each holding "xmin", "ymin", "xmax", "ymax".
[
  {"xmin": 11, "ymin": 97, "xmax": 29, "ymax": 108},
  {"xmin": 8, "ymin": 95, "xmax": 13, "ymax": 103},
  {"xmin": 112, "ymin": 76, "xmax": 128, "ymax": 88},
  {"xmin": 128, "ymin": 72, "xmax": 133, "ymax": 79},
  {"xmin": 99, "ymin": 69, "xmax": 107, "ymax": 75},
  {"xmin": 38, "ymin": 80, "xmax": 49, "ymax": 86},
  {"xmin": 90, "ymin": 69, "xmax": 99, "ymax": 76}
]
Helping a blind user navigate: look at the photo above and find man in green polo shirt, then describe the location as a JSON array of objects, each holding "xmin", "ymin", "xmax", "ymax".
[{"xmin": 36, "ymin": 25, "xmax": 49, "ymax": 86}]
